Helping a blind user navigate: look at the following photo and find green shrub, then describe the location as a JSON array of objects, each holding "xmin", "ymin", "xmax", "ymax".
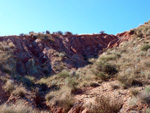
[
  {"xmin": 103, "ymin": 63, "xmax": 118, "ymax": 75},
  {"xmin": 46, "ymin": 30, "xmax": 50, "ymax": 34},
  {"xmin": 141, "ymin": 44, "xmax": 150, "ymax": 51},
  {"xmin": 97, "ymin": 61, "xmax": 118, "ymax": 75},
  {"xmin": 94, "ymin": 72, "xmax": 108, "ymax": 81},
  {"xmin": 100, "ymin": 31, "xmax": 105, "ymax": 34}
]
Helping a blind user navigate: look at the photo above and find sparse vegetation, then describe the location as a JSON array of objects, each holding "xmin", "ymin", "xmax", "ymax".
[
  {"xmin": 0, "ymin": 103, "xmax": 50, "ymax": 113},
  {"xmin": 0, "ymin": 40, "xmax": 16, "ymax": 74},
  {"xmin": 100, "ymin": 54, "xmax": 118, "ymax": 61},
  {"xmin": 0, "ymin": 104, "xmax": 34, "ymax": 113},
  {"xmin": 0, "ymin": 20, "xmax": 150, "ymax": 112}
]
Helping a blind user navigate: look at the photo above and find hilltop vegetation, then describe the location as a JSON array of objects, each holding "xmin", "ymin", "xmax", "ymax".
[{"xmin": 0, "ymin": 20, "xmax": 150, "ymax": 113}]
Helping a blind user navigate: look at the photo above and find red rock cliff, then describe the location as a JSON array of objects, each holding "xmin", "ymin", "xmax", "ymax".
[{"xmin": 0, "ymin": 33, "xmax": 119, "ymax": 76}]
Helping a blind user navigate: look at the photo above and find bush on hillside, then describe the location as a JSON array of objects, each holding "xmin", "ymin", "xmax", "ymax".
[
  {"xmin": 97, "ymin": 61, "xmax": 118, "ymax": 76},
  {"xmin": 141, "ymin": 44, "xmax": 150, "ymax": 51},
  {"xmin": 57, "ymin": 31, "xmax": 63, "ymax": 35},
  {"xmin": 0, "ymin": 40, "xmax": 16, "ymax": 74},
  {"xmin": 100, "ymin": 30, "xmax": 105, "ymax": 34},
  {"xmin": 65, "ymin": 31, "xmax": 72, "ymax": 35},
  {"xmin": 46, "ymin": 30, "xmax": 50, "ymax": 34}
]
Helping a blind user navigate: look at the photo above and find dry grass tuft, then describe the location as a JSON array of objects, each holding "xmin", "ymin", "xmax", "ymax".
[
  {"xmin": 91, "ymin": 95, "xmax": 122, "ymax": 113},
  {"xmin": 0, "ymin": 103, "xmax": 50, "ymax": 113},
  {"xmin": 129, "ymin": 87, "xmax": 140, "ymax": 96},
  {"xmin": 45, "ymin": 86, "xmax": 74, "ymax": 112},
  {"xmin": 3, "ymin": 80, "xmax": 15, "ymax": 94},
  {"xmin": 12, "ymin": 87, "xmax": 26, "ymax": 97}
]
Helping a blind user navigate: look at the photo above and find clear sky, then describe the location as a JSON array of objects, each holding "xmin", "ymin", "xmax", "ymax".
[{"xmin": 0, "ymin": 0, "xmax": 150, "ymax": 36}]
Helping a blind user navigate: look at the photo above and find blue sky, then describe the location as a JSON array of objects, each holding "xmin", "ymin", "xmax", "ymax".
[{"xmin": 0, "ymin": 0, "xmax": 150, "ymax": 36}]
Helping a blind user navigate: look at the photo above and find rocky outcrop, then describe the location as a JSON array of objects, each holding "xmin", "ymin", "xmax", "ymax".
[
  {"xmin": 105, "ymin": 30, "xmax": 135, "ymax": 49},
  {"xmin": 0, "ymin": 33, "xmax": 119, "ymax": 76}
]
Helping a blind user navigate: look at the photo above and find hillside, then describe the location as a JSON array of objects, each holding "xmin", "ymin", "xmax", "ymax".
[{"xmin": 0, "ymin": 20, "xmax": 150, "ymax": 113}]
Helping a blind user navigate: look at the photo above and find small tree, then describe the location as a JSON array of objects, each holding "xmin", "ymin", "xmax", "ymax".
[
  {"xmin": 57, "ymin": 31, "xmax": 63, "ymax": 35},
  {"xmin": 65, "ymin": 31, "xmax": 72, "ymax": 35},
  {"xmin": 20, "ymin": 33, "xmax": 24, "ymax": 36},
  {"xmin": 46, "ymin": 30, "xmax": 50, "ymax": 34},
  {"xmin": 100, "ymin": 31, "xmax": 105, "ymax": 34},
  {"xmin": 29, "ymin": 31, "xmax": 34, "ymax": 35}
]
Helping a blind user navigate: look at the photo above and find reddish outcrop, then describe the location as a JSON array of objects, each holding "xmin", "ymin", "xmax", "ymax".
[
  {"xmin": 68, "ymin": 102, "xmax": 88, "ymax": 113},
  {"xmin": 106, "ymin": 31, "xmax": 134, "ymax": 49},
  {"xmin": 0, "ymin": 34, "xmax": 119, "ymax": 76}
]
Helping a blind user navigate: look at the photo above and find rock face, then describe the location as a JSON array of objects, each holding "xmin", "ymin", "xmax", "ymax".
[
  {"xmin": 106, "ymin": 31, "xmax": 133, "ymax": 49},
  {"xmin": 0, "ymin": 33, "xmax": 119, "ymax": 76}
]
